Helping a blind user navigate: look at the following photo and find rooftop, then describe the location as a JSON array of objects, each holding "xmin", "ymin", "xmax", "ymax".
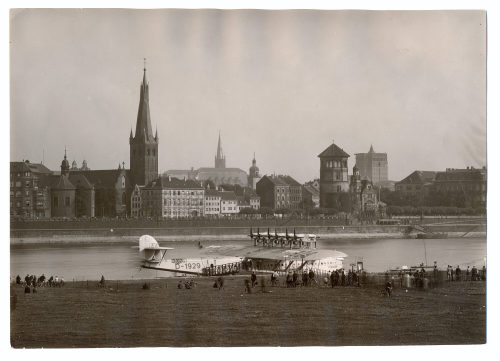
[{"xmin": 318, "ymin": 143, "xmax": 350, "ymax": 158}]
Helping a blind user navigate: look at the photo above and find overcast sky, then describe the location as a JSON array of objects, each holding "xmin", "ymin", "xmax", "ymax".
[{"xmin": 10, "ymin": 9, "xmax": 486, "ymax": 183}]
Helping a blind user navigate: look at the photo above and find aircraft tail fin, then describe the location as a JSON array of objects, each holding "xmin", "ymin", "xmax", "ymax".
[{"xmin": 139, "ymin": 235, "xmax": 159, "ymax": 252}]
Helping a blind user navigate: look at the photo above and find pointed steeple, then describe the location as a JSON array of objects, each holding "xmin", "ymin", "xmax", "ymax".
[
  {"xmin": 369, "ymin": 144, "xmax": 375, "ymax": 153},
  {"xmin": 129, "ymin": 128, "xmax": 133, "ymax": 139},
  {"xmin": 134, "ymin": 58, "xmax": 154, "ymax": 142},
  {"xmin": 215, "ymin": 131, "xmax": 226, "ymax": 168},
  {"xmin": 129, "ymin": 60, "xmax": 159, "ymax": 187},
  {"xmin": 217, "ymin": 131, "xmax": 223, "ymax": 159},
  {"xmin": 60, "ymin": 147, "xmax": 70, "ymax": 176},
  {"xmin": 142, "ymin": 58, "xmax": 148, "ymax": 84}
]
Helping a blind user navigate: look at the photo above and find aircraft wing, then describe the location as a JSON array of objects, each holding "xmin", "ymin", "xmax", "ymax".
[{"xmin": 200, "ymin": 245, "xmax": 347, "ymax": 261}]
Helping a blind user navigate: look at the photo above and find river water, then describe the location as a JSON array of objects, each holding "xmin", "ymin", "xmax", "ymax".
[{"xmin": 10, "ymin": 237, "xmax": 486, "ymax": 281}]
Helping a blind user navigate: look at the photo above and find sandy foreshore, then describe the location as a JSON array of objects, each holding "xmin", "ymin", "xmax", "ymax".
[
  {"xmin": 10, "ymin": 231, "xmax": 486, "ymax": 245},
  {"xmin": 10, "ymin": 277, "xmax": 486, "ymax": 347}
]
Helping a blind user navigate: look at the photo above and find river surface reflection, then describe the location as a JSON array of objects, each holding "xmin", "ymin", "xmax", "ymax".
[{"xmin": 10, "ymin": 237, "xmax": 486, "ymax": 280}]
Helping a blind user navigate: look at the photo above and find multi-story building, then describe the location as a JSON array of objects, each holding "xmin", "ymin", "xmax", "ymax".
[
  {"xmin": 256, "ymin": 175, "xmax": 293, "ymax": 210},
  {"xmin": 349, "ymin": 165, "xmax": 379, "ymax": 215},
  {"xmin": 220, "ymin": 191, "xmax": 239, "ymax": 215},
  {"xmin": 10, "ymin": 160, "xmax": 52, "ymax": 219},
  {"xmin": 244, "ymin": 188, "xmax": 261, "ymax": 210},
  {"xmin": 318, "ymin": 141, "xmax": 350, "ymax": 211},
  {"xmin": 432, "ymin": 167, "xmax": 487, "ymax": 208},
  {"xmin": 140, "ymin": 176, "xmax": 205, "ymax": 218},
  {"xmin": 130, "ymin": 184, "xmax": 144, "ymax": 218},
  {"xmin": 204, "ymin": 189, "xmax": 221, "ymax": 216},
  {"xmin": 302, "ymin": 184, "xmax": 320, "ymax": 209},
  {"xmin": 395, "ymin": 170, "xmax": 437, "ymax": 202},
  {"xmin": 281, "ymin": 176, "xmax": 302, "ymax": 210},
  {"xmin": 355, "ymin": 145, "xmax": 388, "ymax": 185}
]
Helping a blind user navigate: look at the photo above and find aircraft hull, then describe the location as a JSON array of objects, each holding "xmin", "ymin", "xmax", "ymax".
[{"xmin": 142, "ymin": 256, "xmax": 243, "ymax": 276}]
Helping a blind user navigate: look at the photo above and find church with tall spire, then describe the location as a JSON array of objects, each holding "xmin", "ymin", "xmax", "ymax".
[
  {"xmin": 214, "ymin": 131, "xmax": 226, "ymax": 169},
  {"xmin": 129, "ymin": 59, "xmax": 159, "ymax": 186},
  {"xmin": 165, "ymin": 131, "xmax": 248, "ymax": 187}
]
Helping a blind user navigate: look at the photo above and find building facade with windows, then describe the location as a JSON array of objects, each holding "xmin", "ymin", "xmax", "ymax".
[
  {"xmin": 10, "ymin": 161, "xmax": 52, "ymax": 219},
  {"xmin": 302, "ymin": 184, "xmax": 320, "ymax": 209},
  {"xmin": 139, "ymin": 177, "xmax": 205, "ymax": 218},
  {"xmin": 204, "ymin": 189, "xmax": 222, "ymax": 216},
  {"xmin": 349, "ymin": 165, "xmax": 379, "ymax": 215},
  {"xmin": 256, "ymin": 175, "xmax": 291, "ymax": 210},
  {"xmin": 220, "ymin": 191, "xmax": 239, "ymax": 215},
  {"xmin": 395, "ymin": 170, "xmax": 437, "ymax": 201},
  {"xmin": 432, "ymin": 167, "xmax": 487, "ymax": 208}
]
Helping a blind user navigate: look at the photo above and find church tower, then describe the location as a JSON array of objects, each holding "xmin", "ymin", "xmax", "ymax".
[
  {"xmin": 129, "ymin": 60, "xmax": 159, "ymax": 186},
  {"xmin": 214, "ymin": 131, "xmax": 226, "ymax": 169},
  {"xmin": 248, "ymin": 152, "xmax": 261, "ymax": 190},
  {"xmin": 60, "ymin": 148, "xmax": 70, "ymax": 176}
]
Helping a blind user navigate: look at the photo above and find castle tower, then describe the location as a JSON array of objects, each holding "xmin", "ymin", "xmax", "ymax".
[
  {"xmin": 214, "ymin": 131, "xmax": 226, "ymax": 169},
  {"xmin": 318, "ymin": 141, "xmax": 350, "ymax": 210},
  {"xmin": 129, "ymin": 60, "xmax": 159, "ymax": 186},
  {"xmin": 354, "ymin": 144, "xmax": 388, "ymax": 185}
]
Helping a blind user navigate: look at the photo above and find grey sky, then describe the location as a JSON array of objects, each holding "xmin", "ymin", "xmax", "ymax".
[{"xmin": 10, "ymin": 9, "xmax": 486, "ymax": 183}]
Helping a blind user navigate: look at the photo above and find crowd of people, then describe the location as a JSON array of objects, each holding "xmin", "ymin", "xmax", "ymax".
[
  {"xmin": 13, "ymin": 273, "xmax": 65, "ymax": 293},
  {"xmin": 447, "ymin": 265, "xmax": 486, "ymax": 282},
  {"xmin": 241, "ymin": 268, "xmax": 363, "ymax": 290}
]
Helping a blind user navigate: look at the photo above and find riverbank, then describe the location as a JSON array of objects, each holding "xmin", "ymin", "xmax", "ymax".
[
  {"xmin": 10, "ymin": 277, "xmax": 486, "ymax": 347},
  {"xmin": 10, "ymin": 229, "xmax": 486, "ymax": 246},
  {"xmin": 10, "ymin": 230, "xmax": 486, "ymax": 245}
]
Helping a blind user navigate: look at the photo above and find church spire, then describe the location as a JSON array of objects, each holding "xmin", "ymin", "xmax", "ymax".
[
  {"xmin": 369, "ymin": 144, "xmax": 374, "ymax": 153},
  {"xmin": 217, "ymin": 131, "xmax": 222, "ymax": 157},
  {"xmin": 214, "ymin": 131, "xmax": 226, "ymax": 168},
  {"xmin": 134, "ymin": 58, "xmax": 154, "ymax": 142},
  {"xmin": 130, "ymin": 61, "xmax": 159, "ymax": 187}
]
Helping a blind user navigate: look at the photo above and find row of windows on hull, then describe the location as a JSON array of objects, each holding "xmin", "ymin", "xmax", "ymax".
[{"xmin": 132, "ymin": 148, "xmax": 157, "ymax": 157}]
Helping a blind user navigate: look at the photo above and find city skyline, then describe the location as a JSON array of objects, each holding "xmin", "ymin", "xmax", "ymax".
[{"xmin": 10, "ymin": 9, "xmax": 486, "ymax": 183}]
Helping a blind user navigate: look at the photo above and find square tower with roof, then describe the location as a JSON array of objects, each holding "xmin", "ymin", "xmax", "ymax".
[{"xmin": 318, "ymin": 141, "xmax": 350, "ymax": 210}]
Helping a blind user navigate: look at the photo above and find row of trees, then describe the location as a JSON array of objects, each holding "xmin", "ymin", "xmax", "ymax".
[
  {"xmin": 380, "ymin": 188, "xmax": 484, "ymax": 209},
  {"xmin": 238, "ymin": 207, "xmax": 342, "ymax": 217},
  {"xmin": 386, "ymin": 205, "xmax": 486, "ymax": 216}
]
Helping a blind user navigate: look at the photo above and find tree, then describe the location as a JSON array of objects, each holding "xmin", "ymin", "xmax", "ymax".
[
  {"xmin": 203, "ymin": 180, "xmax": 216, "ymax": 190},
  {"xmin": 259, "ymin": 207, "xmax": 274, "ymax": 216},
  {"xmin": 239, "ymin": 207, "xmax": 257, "ymax": 215}
]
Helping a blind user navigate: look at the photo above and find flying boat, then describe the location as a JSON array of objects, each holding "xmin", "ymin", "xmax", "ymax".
[{"xmin": 139, "ymin": 228, "xmax": 347, "ymax": 277}]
